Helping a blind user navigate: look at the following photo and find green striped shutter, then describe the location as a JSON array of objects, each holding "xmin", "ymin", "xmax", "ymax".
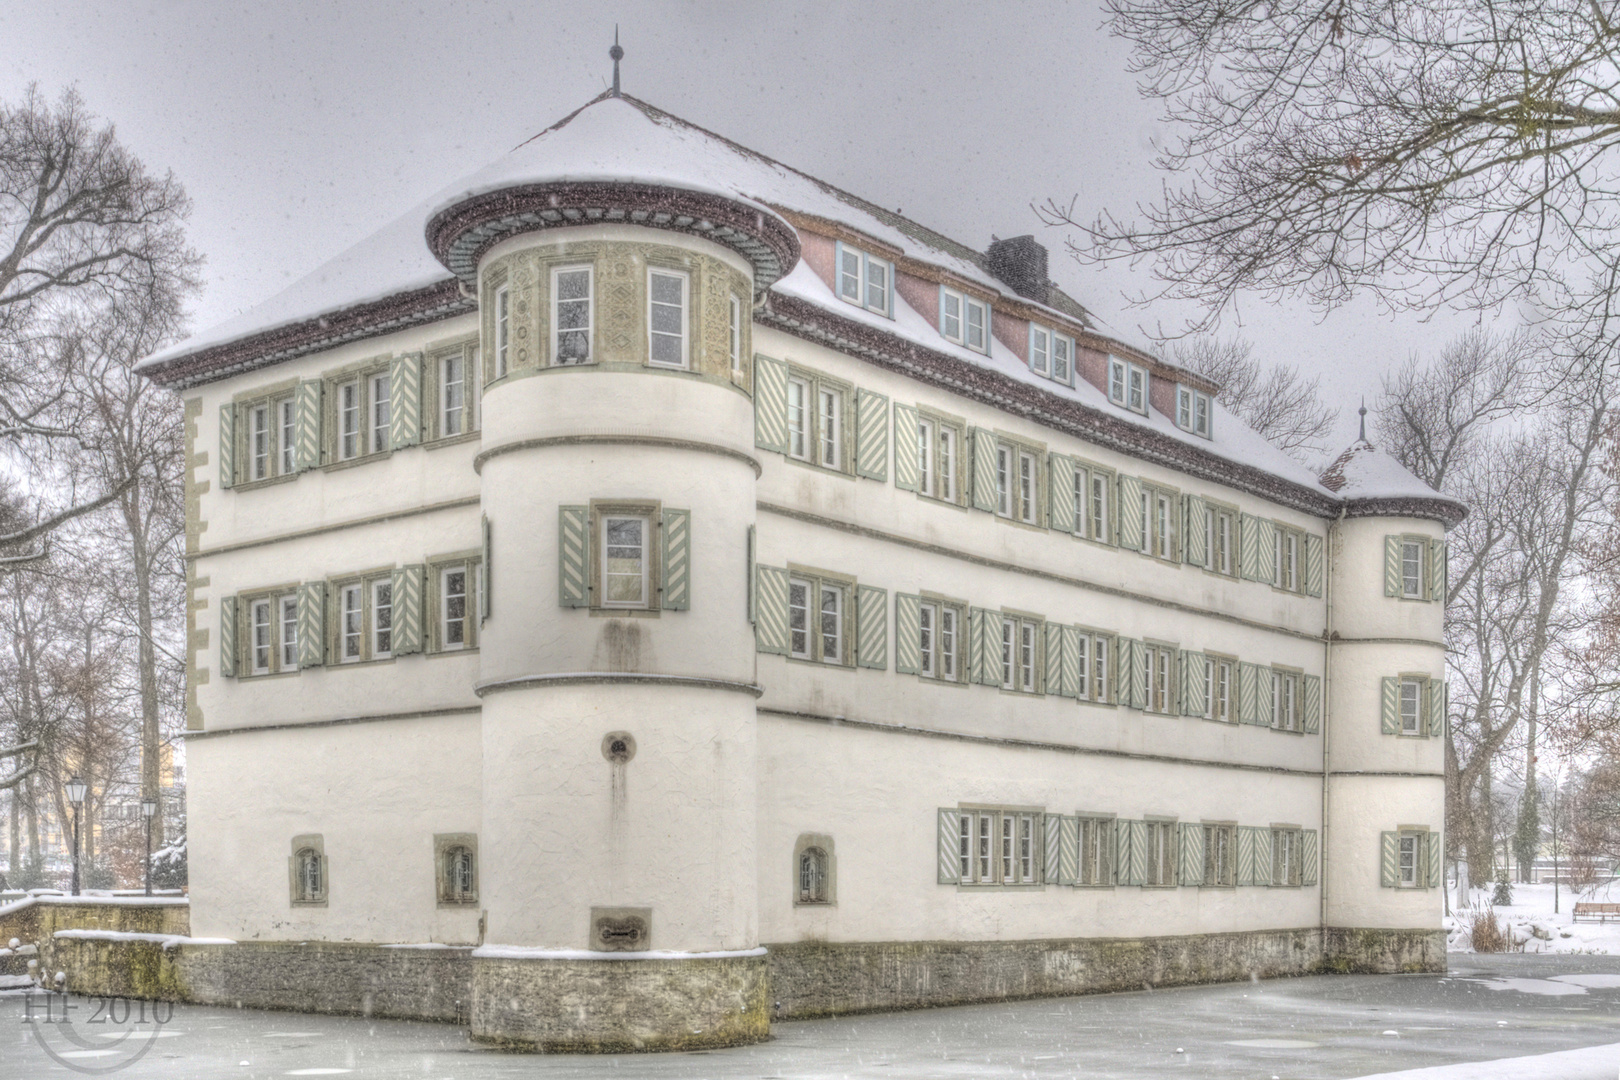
[
  {"xmin": 1255, "ymin": 518, "xmax": 1276, "ymax": 585},
  {"xmin": 968, "ymin": 607, "xmax": 990, "ymax": 684},
  {"xmin": 1116, "ymin": 637, "xmax": 1141, "ymax": 709},
  {"xmin": 1117, "ymin": 475, "xmax": 1143, "ymax": 550},
  {"xmin": 218, "ymin": 595, "xmax": 236, "ymax": 677},
  {"xmin": 1429, "ymin": 539, "xmax": 1446, "ymax": 602},
  {"xmin": 1240, "ymin": 514, "xmax": 1262, "ymax": 580},
  {"xmin": 937, "ymin": 808, "xmax": 962, "ymax": 884},
  {"xmin": 218, "ymin": 404, "xmax": 235, "ymax": 489},
  {"xmin": 1183, "ymin": 494, "xmax": 1206, "ymax": 566},
  {"xmin": 1044, "ymin": 622, "xmax": 1066, "ymax": 696},
  {"xmin": 558, "ymin": 506, "xmax": 590, "ymax": 608},
  {"xmin": 1380, "ymin": 832, "xmax": 1399, "ymax": 887},
  {"xmin": 391, "ymin": 564, "xmax": 423, "ymax": 656},
  {"xmin": 1303, "ymin": 674, "xmax": 1322, "ymax": 734},
  {"xmin": 755, "ymin": 565, "xmax": 789, "ymax": 655},
  {"xmin": 1060, "ymin": 626, "xmax": 1082, "ymax": 700},
  {"xmin": 1428, "ymin": 678, "xmax": 1447, "ymax": 737},
  {"xmin": 1049, "ymin": 453, "xmax": 1074, "ymax": 534},
  {"xmin": 1058, "ymin": 815, "xmax": 1079, "ymax": 885},
  {"xmin": 855, "ymin": 389, "xmax": 889, "ymax": 481},
  {"xmin": 296, "ymin": 582, "xmax": 326, "ymax": 668},
  {"xmin": 1381, "ymin": 676, "xmax": 1400, "ymax": 734},
  {"xmin": 1427, "ymin": 832, "xmax": 1443, "ymax": 888},
  {"xmin": 1237, "ymin": 662, "xmax": 1261, "ymax": 724},
  {"xmin": 1253, "ymin": 828, "xmax": 1273, "ymax": 886},
  {"xmin": 481, "ymin": 515, "xmax": 492, "ymax": 623},
  {"xmin": 979, "ymin": 608, "xmax": 1003, "ymax": 685},
  {"xmin": 660, "ymin": 509, "xmax": 690, "ymax": 610},
  {"xmin": 389, "ymin": 353, "xmax": 422, "ymax": 449},
  {"xmin": 1044, "ymin": 814, "xmax": 1062, "ymax": 885},
  {"xmin": 855, "ymin": 584, "xmax": 887, "ymax": 670},
  {"xmin": 1180, "ymin": 823, "xmax": 1205, "ymax": 886},
  {"xmin": 1384, "ymin": 536, "xmax": 1402, "ymax": 596},
  {"xmin": 753, "ymin": 355, "xmax": 789, "ymax": 454},
  {"xmin": 894, "ymin": 594, "xmax": 921, "ymax": 675},
  {"xmin": 1181, "ymin": 651, "xmax": 1206, "ymax": 717},
  {"xmin": 970, "ymin": 428, "xmax": 997, "ymax": 511},
  {"xmin": 294, "ymin": 379, "xmax": 323, "ymax": 472},
  {"xmin": 1303, "ymin": 830, "xmax": 1319, "ymax": 887},
  {"xmin": 893, "ymin": 404, "xmax": 920, "ymax": 492},
  {"xmin": 1115, "ymin": 820, "xmax": 1145, "ymax": 886},
  {"xmin": 1237, "ymin": 825, "xmax": 1257, "ymax": 885},
  {"xmin": 1305, "ymin": 534, "xmax": 1325, "ymax": 597}
]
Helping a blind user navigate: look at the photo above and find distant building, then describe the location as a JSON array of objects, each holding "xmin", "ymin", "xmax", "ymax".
[{"xmin": 137, "ymin": 91, "xmax": 1463, "ymax": 1051}]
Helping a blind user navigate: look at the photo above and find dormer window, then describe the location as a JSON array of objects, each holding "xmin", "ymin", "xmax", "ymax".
[
  {"xmin": 939, "ymin": 286, "xmax": 989, "ymax": 352},
  {"xmin": 836, "ymin": 242, "xmax": 892, "ymax": 317},
  {"xmin": 1177, "ymin": 384, "xmax": 1213, "ymax": 438},
  {"xmin": 1108, "ymin": 355, "xmax": 1147, "ymax": 414},
  {"xmin": 1029, "ymin": 324, "xmax": 1074, "ymax": 386}
]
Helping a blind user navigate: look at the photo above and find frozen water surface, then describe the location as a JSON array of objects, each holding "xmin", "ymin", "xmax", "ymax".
[{"xmin": 2, "ymin": 953, "xmax": 1617, "ymax": 1079}]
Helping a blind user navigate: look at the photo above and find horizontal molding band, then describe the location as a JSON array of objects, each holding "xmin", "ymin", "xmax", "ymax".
[
  {"xmin": 1330, "ymin": 636, "xmax": 1447, "ymax": 649},
  {"xmin": 184, "ymin": 706, "xmax": 481, "ymax": 740},
  {"xmin": 475, "ymin": 434, "xmax": 761, "ymax": 477},
  {"xmin": 759, "ymin": 706, "xmax": 1324, "ymax": 777},
  {"xmin": 758, "ymin": 501, "xmax": 1327, "ymax": 644},
  {"xmin": 189, "ymin": 496, "xmax": 481, "ymax": 560},
  {"xmin": 477, "ymin": 672, "xmax": 764, "ymax": 698},
  {"xmin": 1327, "ymin": 771, "xmax": 1446, "ymax": 779}
]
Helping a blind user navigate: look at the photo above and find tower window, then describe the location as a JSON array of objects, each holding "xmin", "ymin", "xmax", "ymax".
[
  {"xmin": 553, "ymin": 266, "xmax": 594, "ymax": 365},
  {"xmin": 648, "ymin": 269, "xmax": 689, "ymax": 368}
]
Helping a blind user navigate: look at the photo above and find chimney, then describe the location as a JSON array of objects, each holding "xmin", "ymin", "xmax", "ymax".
[{"xmin": 986, "ymin": 235, "xmax": 1049, "ymax": 304}]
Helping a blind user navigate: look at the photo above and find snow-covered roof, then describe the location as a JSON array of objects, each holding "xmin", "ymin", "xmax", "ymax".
[{"xmin": 1318, "ymin": 439, "xmax": 1442, "ymax": 500}]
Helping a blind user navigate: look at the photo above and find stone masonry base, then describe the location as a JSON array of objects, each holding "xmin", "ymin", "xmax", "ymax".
[{"xmin": 45, "ymin": 927, "xmax": 1444, "ymax": 1050}]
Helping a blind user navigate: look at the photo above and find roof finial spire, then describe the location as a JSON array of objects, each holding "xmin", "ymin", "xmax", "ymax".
[
  {"xmin": 1358, "ymin": 398, "xmax": 1368, "ymax": 442},
  {"xmin": 610, "ymin": 27, "xmax": 624, "ymax": 98}
]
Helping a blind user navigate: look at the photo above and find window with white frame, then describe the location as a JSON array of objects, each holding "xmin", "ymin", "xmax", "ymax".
[
  {"xmin": 1145, "ymin": 645, "xmax": 1176, "ymax": 714},
  {"xmin": 939, "ymin": 286, "xmax": 989, "ymax": 353},
  {"xmin": 340, "ymin": 583, "xmax": 363, "ymax": 663},
  {"xmin": 250, "ymin": 402, "xmax": 272, "ymax": 481},
  {"xmin": 1275, "ymin": 525, "xmax": 1302, "ymax": 592},
  {"xmin": 1272, "ymin": 827, "xmax": 1303, "ymax": 886},
  {"xmin": 601, "ymin": 513, "xmax": 650, "ymax": 608},
  {"xmin": 916, "ymin": 414, "xmax": 962, "ymax": 504},
  {"xmin": 788, "ymin": 573, "xmax": 850, "ymax": 665},
  {"xmin": 728, "ymin": 295, "xmax": 743, "ymax": 373},
  {"xmin": 1401, "ymin": 537, "xmax": 1426, "ymax": 599},
  {"xmin": 648, "ymin": 268, "xmax": 689, "ymax": 368},
  {"xmin": 279, "ymin": 595, "xmax": 298, "ymax": 672},
  {"xmin": 1072, "ymin": 462, "xmax": 1112, "ymax": 542},
  {"xmin": 1397, "ymin": 830, "xmax": 1424, "ymax": 887},
  {"xmin": 371, "ymin": 577, "xmax": 392, "ymax": 659},
  {"xmin": 837, "ymin": 243, "xmax": 891, "ymax": 316},
  {"xmin": 785, "ymin": 370, "xmax": 851, "ymax": 473},
  {"xmin": 278, "ymin": 397, "xmax": 296, "ymax": 476},
  {"xmin": 1176, "ymin": 384, "xmax": 1213, "ymax": 438},
  {"xmin": 1206, "ymin": 504, "xmax": 1236, "ymax": 576},
  {"xmin": 337, "ymin": 379, "xmax": 362, "ymax": 460},
  {"xmin": 994, "ymin": 441, "xmax": 1041, "ymax": 523},
  {"xmin": 1001, "ymin": 615, "xmax": 1042, "ymax": 693},
  {"xmin": 1108, "ymin": 355, "xmax": 1148, "ymax": 414},
  {"xmin": 919, "ymin": 598, "xmax": 963, "ymax": 682},
  {"xmin": 369, "ymin": 372, "xmax": 390, "ymax": 455},
  {"xmin": 1077, "ymin": 816, "xmax": 1113, "ymax": 885},
  {"xmin": 1145, "ymin": 820, "xmax": 1177, "ymax": 886},
  {"xmin": 1077, "ymin": 631, "xmax": 1113, "ymax": 703},
  {"xmin": 245, "ymin": 590, "xmax": 298, "ymax": 676},
  {"xmin": 1400, "ymin": 675, "xmax": 1426, "ymax": 735},
  {"xmin": 494, "ymin": 283, "xmax": 510, "ymax": 379},
  {"xmin": 1205, "ymin": 655, "xmax": 1234, "ymax": 722},
  {"xmin": 1029, "ymin": 323, "xmax": 1074, "ymax": 385},
  {"xmin": 440, "ymin": 352, "xmax": 467, "ymax": 437},
  {"xmin": 241, "ymin": 391, "xmax": 297, "ymax": 483},
  {"xmin": 1139, "ymin": 484, "xmax": 1177, "ymax": 559},
  {"xmin": 1204, "ymin": 823, "xmax": 1236, "ymax": 886},
  {"xmin": 332, "ymin": 573, "xmax": 393, "ymax": 664},
  {"xmin": 250, "ymin": 597, "xmax": 273, "ymax": 676},
  {"xmin": 433, "ymin": 556, "xmax": 482, "ymax": 652},
  {"xmin": 552, "ymin": 265, "xmax": 593, "ymax": 365},
  {"xmin": 1272, "ymin": 669, "xmax": 1301, "ymax": 732},
  {"xmin": 956, "ymin": 808, "xmax": 1041, "ymax": 885},
  {"xmin": 330, "ymin": 367, "xmax": 394, "ymax": 460}
]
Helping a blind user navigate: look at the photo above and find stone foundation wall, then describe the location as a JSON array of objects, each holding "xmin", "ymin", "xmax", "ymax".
[
  {"xmin": 0, "ymin": 899, "xmax": 190, "ymax": 952},
  {"xmin": 1321, "ymin": 927, "xmax": 1447, "ymax": 974}
]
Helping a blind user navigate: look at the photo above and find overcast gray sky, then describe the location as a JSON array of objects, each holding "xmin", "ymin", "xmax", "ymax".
[{"xmin": 2, "ymin": 0, "xmax": 1489, "ymax": 450}]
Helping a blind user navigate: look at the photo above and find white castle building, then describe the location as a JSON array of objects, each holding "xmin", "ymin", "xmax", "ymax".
[{"xmin": 135, "ymin": 87, "xmax": 1462, "ymax": 1051}]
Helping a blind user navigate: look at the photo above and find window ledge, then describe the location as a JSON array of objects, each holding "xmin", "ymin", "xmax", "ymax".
[
  {"xmin": 424, "ymin": 430, "xmax": 482, "ymax": 451},
  {"xmin": 232, "ymin": 473, "xmax": 299, "ymax": 492}
]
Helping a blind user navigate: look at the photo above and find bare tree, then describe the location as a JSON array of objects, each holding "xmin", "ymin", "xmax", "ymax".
[
  {"xmin": 1160, "ymin": 336, "xmax": 1338, "ymax": 458},
  {"xmin": 1040, "ymin": 1, "xmax": 1620, "ymax": 340},
  {"xmin": 0, "ymin": 85, "xmax": 199, "ymax": 563}
]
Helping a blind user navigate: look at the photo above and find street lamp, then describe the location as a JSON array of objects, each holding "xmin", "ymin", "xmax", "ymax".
[
  {"xmin": 64, "ymin": 776, "xmax": 87, "ymax": 897},
  {"xmin": 140, "ymin": 797, "xmax": 158, "ymax": 897}
]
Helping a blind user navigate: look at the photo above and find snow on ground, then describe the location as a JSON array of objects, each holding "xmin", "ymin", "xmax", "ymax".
[{"xmin": 1446, "ymin": 881, "xmax": 1620, "ymax": 955}]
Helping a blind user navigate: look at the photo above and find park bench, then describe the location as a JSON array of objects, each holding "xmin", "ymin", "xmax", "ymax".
[{"xmin": 1572, "ymin": 902, "xmax": 1620, "ymax": 922}]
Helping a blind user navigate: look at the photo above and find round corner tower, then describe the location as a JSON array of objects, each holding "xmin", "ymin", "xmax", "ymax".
[
  {"xmin": 1323, "ymin": 472, "xmax": 1459, "ymax": 972},
  {"xmin": 425, "ymin": 179, "xmax": 798, "ymax": 1050}
]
